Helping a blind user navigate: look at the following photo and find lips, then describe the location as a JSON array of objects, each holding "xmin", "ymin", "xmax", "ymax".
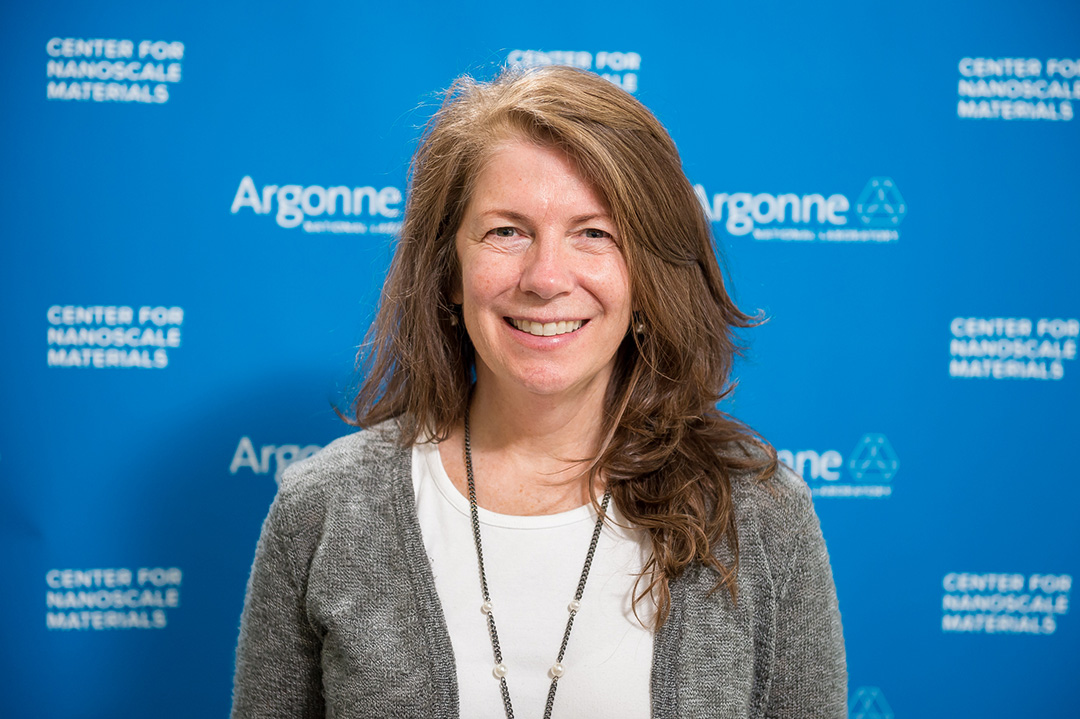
[{"xmin": 507, "ymin": 317, "xmax": 586, "ymax": 337}]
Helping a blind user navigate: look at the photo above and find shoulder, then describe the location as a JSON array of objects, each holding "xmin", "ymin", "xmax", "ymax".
[
  {"xmin": 725, "ymin": 443, "xmax": 820, "ymax": 587},
  {"xmin": 730, "ymin": 452, "xmax": 814, "ymax": 536},
  {"xmin": 270, "ymin": 419, "xmax": 411, "ymax": 537}
]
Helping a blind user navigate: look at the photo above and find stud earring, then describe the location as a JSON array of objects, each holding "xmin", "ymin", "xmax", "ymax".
[
  {"xmin": 633, "ymin": 311, "xmax": 645, "ymax": 335},
  {"xmin": 449, "ymin": 304, "xmax": 462, "ymax": 327}
]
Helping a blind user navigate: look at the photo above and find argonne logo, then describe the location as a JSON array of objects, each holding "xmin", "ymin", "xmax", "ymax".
[
  {"xmin": 230, "ymin": 175, "xmax": 404, "ymax": 234},
  {"xmin": 848, "ymin": 434, "xmax": 900, "ymax": 482},
  {"xmin": 694, "ymin": 177, "xmax": 906, "ymax": 242},
  {"xmin": 855, "ymin": 177, "xmax": 907, "ymax": 227},
  {"xmin": 849, "ymin": 686, "xmax": 894, "ymax": 719},
  {"xmin": 777, "ymin": 434, "xmax": 898, "ymax": 498},
  {"xmin": 229, "ymin": 437, "xmax": 321, "ymax": 482}
]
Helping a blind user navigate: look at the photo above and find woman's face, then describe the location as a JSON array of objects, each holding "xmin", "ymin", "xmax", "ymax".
[{"xmin": 454, "ymin": 140, "xmax": 632, "ymax": 403}]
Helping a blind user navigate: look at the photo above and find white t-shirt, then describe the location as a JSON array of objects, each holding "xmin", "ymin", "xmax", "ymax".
[{"xmin": 412, "ymin": 441, "xmax": 654, "ymax": 718}]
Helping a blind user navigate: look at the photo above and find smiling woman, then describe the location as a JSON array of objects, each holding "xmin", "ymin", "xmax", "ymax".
[
  {"xmin": 232, "ymin": 66, "xmax": 846, "ymax": 719},
  {"xmin": 454, "ymin": 141, "xmax": 632, "ymax": 407}
]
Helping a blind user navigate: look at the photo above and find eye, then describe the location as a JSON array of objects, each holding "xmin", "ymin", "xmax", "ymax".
[
  {"xmin": 583, "ymin": 228, "xmax": 611, "ymax": 239},
  {"xmin": 491, "ymin": 227, "xmax": 518, "ymax": 238}
]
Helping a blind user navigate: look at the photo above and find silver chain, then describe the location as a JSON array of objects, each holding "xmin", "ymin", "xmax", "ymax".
[{"xmin": 464, "ymin": 407, "xmax": 611, "ymax": 719}]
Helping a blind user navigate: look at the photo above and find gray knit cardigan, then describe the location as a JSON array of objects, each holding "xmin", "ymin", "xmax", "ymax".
[{"xmin": 231, "ymin": 422, "xmax": 847, "ymax": 718}]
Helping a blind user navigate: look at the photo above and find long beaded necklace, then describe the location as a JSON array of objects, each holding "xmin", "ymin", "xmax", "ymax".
[{"xmin": 463, "ymin": 410, "xmax": 611, "ymax": 719}]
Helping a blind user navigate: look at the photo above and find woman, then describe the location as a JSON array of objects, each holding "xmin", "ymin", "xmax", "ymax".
[{"xmin": 232, "ymin": 66, "xmax": 846, "ymax": 719}]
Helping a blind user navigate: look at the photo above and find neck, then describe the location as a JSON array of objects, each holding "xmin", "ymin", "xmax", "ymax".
[
  {"xmin": 444, "ymin": 373, "xmax": 611, "ymax": 515},
  {"xmin": 469, "ymin": 378, "xmax": 609, "ymax": 464}
]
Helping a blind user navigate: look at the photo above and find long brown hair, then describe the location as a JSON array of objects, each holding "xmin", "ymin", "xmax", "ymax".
[{"xmin": 352, "ymin": 65, "xmax": 777, "ymax": 627}]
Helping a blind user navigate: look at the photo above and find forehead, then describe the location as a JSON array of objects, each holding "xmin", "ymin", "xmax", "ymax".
[{"xmin": 466, "ymin": 140, "xmax": 611, "ymax": 217}]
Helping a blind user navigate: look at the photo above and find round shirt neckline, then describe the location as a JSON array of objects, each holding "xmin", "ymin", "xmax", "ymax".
[{"xmin": 414, "ymin": 441, "xmax": 599, "ymax": 530}]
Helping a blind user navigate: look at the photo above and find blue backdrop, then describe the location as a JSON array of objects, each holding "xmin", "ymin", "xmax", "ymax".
[{"xmin": 2, "ymin": 1, "xmax": 1078, "ymax": 717}]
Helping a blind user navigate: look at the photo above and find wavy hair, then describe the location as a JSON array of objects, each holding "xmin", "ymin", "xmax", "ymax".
[{"xmin": 351, "ymin": 65, "xmax": 777, "ymax": 627}]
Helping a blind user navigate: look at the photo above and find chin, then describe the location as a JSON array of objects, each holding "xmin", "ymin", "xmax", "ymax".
[{"xmin": 507, "ymin": 366, "xmax": 612, "ymax": 399}]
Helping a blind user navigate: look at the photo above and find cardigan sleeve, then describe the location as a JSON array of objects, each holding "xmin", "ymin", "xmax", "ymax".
[
  {"xmin": 764, "ymin": 492, "xmax": 847, "ymax": 719},
  {"xmin": 231, "ymin": 495, "xmax": 325, "ymax": 719}
]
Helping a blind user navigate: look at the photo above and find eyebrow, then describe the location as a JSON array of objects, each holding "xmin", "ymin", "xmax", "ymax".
[{"xmin": 475, "ymin": 209, "xmax": 614, "ymax": 225}]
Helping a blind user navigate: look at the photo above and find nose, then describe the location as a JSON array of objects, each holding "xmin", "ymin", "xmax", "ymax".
[{"xmin": 519, "ymin": 235, "xmax": 574, "ymax": 299}]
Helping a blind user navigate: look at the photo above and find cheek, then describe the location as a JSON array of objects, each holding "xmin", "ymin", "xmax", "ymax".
[
  {"xmin": 463, "ymin": 272, "xmax": 499, "ymax": 306},
  {"xmin": 462, "ymin": 256, "xmax": 518, "ymax": 304},
  {"xmin": 589, "ymin": 261, "xmax": 632, "ymax": 316}
]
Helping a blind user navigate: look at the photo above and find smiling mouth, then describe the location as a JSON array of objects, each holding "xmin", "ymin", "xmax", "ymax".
[{"xmin": 507, "ymin": 318, "xmax": 586, "ymax": 337}]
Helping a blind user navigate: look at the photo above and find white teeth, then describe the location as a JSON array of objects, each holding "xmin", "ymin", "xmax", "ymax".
[{"xmin": 512, "ymin": 318, "xmax": 583, "ymax": 337}]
